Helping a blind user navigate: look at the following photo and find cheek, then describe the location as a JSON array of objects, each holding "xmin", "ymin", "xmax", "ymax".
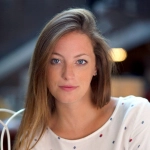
[{"xmin": 78, "ymin": 69, "xmax": 94, "ymax": 84}]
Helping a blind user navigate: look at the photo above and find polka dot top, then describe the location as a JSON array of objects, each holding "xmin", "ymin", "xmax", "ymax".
[{"xmin": 31, "ymin": 96, "xmax": 150, "ymax": 150}]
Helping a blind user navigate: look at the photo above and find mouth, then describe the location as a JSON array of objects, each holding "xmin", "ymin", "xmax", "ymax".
[{"xmin": 59, "ymin": 86, "xmax": 78, "ymax": 92}]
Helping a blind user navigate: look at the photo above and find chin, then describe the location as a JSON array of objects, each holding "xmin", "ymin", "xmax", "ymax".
[{"xmin": 56, "ymin": 96, "xmax": 80, "ymax": 104}]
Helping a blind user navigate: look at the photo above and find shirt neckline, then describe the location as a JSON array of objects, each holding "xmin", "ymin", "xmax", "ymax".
[{"xmin": 48, "ymin": 97, "xmax": 121, "ymax": 143}]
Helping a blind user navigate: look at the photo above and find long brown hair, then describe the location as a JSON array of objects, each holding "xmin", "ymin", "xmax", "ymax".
[{"xmin": 13, "ymin": 8, "xmax": 113, "ymax": 149}]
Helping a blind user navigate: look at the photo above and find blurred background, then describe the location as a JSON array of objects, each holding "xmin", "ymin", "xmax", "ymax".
[{"xmin": 0, "ymin": 0, "xmax": 150, "ymax": 113}]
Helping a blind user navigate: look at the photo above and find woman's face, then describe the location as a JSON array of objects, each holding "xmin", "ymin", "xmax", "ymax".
[{"xmin": 47, "ymin": 31, "xmax": 96, "ymax": 105}]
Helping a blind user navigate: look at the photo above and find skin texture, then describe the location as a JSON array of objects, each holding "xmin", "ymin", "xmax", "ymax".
[
  {"xmin": 47, "ymin": 31, "xmax": 96, "ymax": 105},
  {"xmin": 46, "ymin": 31, "xmax": 116, "ymax": 139}
]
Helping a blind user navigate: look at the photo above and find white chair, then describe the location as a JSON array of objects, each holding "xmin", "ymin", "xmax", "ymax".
[{"xmin": 0, "ymin": 108, "xmax": 24, "ymax": 150}]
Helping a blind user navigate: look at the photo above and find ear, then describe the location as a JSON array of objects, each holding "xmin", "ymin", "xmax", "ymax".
[{"xmin": 93, "ymin": 66, "xmax": 97, "ymax": 76}]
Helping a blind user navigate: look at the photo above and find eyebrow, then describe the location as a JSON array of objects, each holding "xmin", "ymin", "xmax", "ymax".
[{"xmin": 52, "ymin": 52, "xmax": 89, "ymax": 58}]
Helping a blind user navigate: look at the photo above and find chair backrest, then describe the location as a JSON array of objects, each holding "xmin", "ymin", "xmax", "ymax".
[{"xmin": 0, "ymin": 108, "xmax": 24, "ymax": 150}]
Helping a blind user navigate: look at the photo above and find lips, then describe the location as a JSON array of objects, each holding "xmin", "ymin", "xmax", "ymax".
[{"xmin": 59, "ymin": 85, "xmax": 78, "ymax": 92}]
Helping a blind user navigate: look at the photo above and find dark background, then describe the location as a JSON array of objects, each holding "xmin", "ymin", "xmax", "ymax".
[{"xmin": 0, "ymin": 0, "xmax": 150, "ymax": 111}]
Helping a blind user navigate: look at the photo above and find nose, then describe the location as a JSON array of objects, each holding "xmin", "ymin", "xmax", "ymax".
[{"xmin": 62, "ymin": 63, "xmax": 75, "ymax": 80}]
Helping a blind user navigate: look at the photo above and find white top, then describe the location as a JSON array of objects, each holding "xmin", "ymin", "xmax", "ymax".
[{"xmin": 32, "ymin": 96, "xmax": 150, "ymax": 150}]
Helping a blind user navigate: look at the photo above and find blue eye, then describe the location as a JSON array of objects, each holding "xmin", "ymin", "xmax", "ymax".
[
  {"xmin": 76, "ymin": 59, "xmax": 87, "ymax": 65},
  {"xmin": 50, "ymin": 58, "xmax": 60, "ymax": 64}
]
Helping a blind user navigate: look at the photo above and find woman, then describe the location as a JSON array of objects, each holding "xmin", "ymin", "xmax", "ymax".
[{"xmin": 14, "ymin": 8, "xmax": 150, "ymax": 150}]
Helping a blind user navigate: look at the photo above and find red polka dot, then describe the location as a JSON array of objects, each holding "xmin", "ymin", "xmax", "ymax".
[
  {"xmin": 99, "ymin": 134, "xmax": 103, "ymax": 137},
  {"xmin": 129, "ymin": 139, "xmax": 132, "ymax": 142}
]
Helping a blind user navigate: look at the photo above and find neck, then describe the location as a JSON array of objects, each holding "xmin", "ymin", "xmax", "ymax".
[
  {"xmin": 56, "ymin": 96, "xmax": 97, "ymax": 127},
  {"xmin": 49, "ymin": 97, "xmax": 116, "ymax": 140}
]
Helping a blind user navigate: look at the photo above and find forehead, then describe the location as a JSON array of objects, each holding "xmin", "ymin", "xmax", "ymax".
[{"xmin": 52, "ymin": 31, "xmax": 94, "ymax": 54}]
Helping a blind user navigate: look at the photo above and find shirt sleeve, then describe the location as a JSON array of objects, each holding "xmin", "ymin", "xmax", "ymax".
[{"xmin": 128, "ymin": 97, "xmax": 150, "ymax": 150}]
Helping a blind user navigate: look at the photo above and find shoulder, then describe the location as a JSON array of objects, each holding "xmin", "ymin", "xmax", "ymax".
[
  {"xmin": 115, "ymin": 95, "xmax": 150, "ymax": 130},
  {"xmin": 122, "ymin": 95, "xmax": 148, "ymax": 103},
  {"xmin": 113, "ymin": 95, "xmax": 149, "ymax": 109},
  {"xmin": 119, "ymin": 95, "xmax": 150, "ymax": 112},
  {"xmin": 117, "ymin": 96, "xmax": 150, "ymax": 149},
  {"xmin": 31, "ymin": 128, "xmax": 57, "ymax": 149},
  {"xmin": 112, "ymin": 95, "xmax": 150, "ymax": 124}
]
